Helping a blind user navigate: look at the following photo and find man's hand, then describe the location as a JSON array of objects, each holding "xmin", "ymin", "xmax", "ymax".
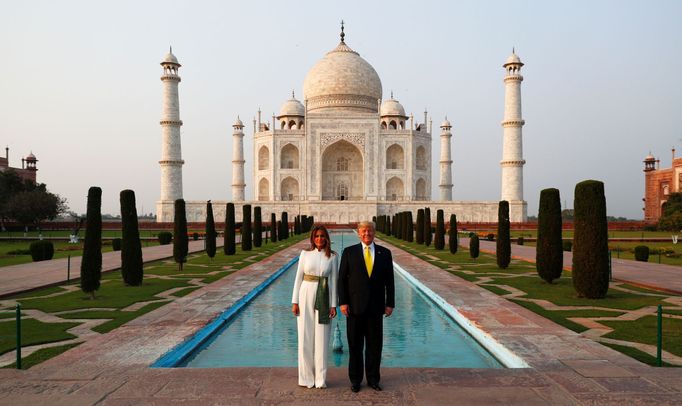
[
  {"xmin": 384, "ymin": 306, "xmax": 393, "ymax": 317},
  {"xmin": 340, "ymin": 304, "xmax": 349, "ymax": 316},
  {"xmin": 329, "ymin": 307, "xmax": 337, "ymax": 319},
  {"xmin": 292, "ymin": 303, "xmax": 299, "ymax": 316}
]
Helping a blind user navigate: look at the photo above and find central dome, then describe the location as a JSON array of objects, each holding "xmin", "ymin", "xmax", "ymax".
[{"xmin": 303, "ymin": 41, "xmax": 382, "ymax": 113}]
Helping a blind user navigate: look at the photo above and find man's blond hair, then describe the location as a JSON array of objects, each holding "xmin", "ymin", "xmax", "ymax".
[{"xmin": 357, "ymin": 221, "xmax": 376, "ymax": 231}]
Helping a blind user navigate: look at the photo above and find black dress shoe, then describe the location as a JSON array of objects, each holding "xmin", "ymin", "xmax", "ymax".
[
  {"xmin": 351, "ymin": 384, "xmax": 361, "ymax": 393},
  {"xmin": 368, "ymin": 383, "xmax": 382, "ymax": 391}
]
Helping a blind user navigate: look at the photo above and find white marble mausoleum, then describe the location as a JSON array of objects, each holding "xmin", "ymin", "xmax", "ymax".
[{"xmin": 156, "ymin": 26, "xmax": 528, "ymax": 223}]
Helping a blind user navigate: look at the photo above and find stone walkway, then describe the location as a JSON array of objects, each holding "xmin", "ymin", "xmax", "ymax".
[
  {"xmin": 1, "ymin": 237, "xmax": 681, "ymax": 404},
  {"xmin": 0, "ymin": 240, "xmax": 209, "ymax": 298}
]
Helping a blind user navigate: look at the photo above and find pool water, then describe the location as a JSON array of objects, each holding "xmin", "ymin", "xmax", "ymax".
[{"xmin": 178, "ymin": 232, "xmax": 502, "ymax": 368}]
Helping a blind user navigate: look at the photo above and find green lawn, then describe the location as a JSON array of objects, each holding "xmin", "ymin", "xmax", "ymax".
[{"xmin": 0, "ymin": 233, "xmax": 306, "ymax": 368}]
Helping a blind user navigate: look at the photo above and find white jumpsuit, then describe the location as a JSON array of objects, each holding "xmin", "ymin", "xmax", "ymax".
[{"xmin": 291, "ymin": 249, "xmax": 339, "ymax": 388}]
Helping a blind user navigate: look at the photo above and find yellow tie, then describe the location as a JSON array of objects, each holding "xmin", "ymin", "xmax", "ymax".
[{"xmin": 364, "ymin": 246, "xmax": 373, "ymax": 277}]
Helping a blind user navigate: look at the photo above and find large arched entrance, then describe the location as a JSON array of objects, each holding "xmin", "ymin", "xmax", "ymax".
[
  {"xmin": 280, "ymin": 177, "xmax": 299, "ymax": 201},
  {"xmin": 321, "ymin": 140, "xmax": 364, "ymax": 200}
]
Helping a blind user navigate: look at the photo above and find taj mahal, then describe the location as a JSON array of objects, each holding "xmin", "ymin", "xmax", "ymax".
[{"xmin": 156, "ymin": 25, "xmax": 528, "ymax": 223}]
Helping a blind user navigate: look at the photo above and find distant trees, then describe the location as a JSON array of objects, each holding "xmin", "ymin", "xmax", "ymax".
[
  {"xmin": 120, "ymin": 190, "xmax": 143, "ymax": 286},
  {"xmin": 536, "ymin": 188, "xmax": 563, "ymax": 283},
  {"xmin": 242, "ymin": 204, "xmax": 252, "ymax": 251},
  {"xmin": 434, "ymin": 210, "xmax": 445, "ymax": 250},
  {"xmin": 572, "ymin": 180, "xmax": 609, "ymax": 298},
  {"xmin": 81, "ymin": 187, "xmax": 102, "ymax": 299},
  {"xmin": 449, "ymin": 214, "xmax": 458, "ymax": 254},
  {"xmin": 496, "ymin": 201, "xmax": 511, "ymax": 269},
  {"xmin": 280, "ymin": 211, "xmax": 289, "ymax": 240},
  {"xmin": 173, "ymin": 199, "xmax": 188, "ymax": 271},
  {"xmin": 205, "ymin": 201, "xmax": 216, "ymax": 259},
  {"xmin": 224, "ymin": 203, "xmax": 236, "ymax": 255},
  {"xmin": 0, "ymin": 169, "xmax": 67, "ymax": 230},
  {"xmin": 658, "ymin": 192, "xmax": 682, "ymax": 231}
]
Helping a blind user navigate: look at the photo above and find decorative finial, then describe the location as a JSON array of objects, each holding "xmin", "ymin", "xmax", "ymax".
[
  {"xmin": 292, "ymin": 90, "xmax": 295, "ymax": 99},
  {"xmin": 340, "ymin": 20, "xmax": 345, "ymax": 43},
  {"xmin": 390, "ymin": 90, "xmax": 394, "ymax": 99},
  {"xmin": 512, "ymin": 46, "xmax": 515, "ymax": 54},
  {"xmin": 445, "ymin": 115, "xmax": 448, "ymax": 120},
  {"xmin": 170, "ymin": 45, "xmax": 172, "ymax": 53}
]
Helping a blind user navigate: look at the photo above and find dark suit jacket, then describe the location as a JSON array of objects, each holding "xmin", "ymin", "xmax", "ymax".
[{"xmin": 338, "ymin": 242, "xmax": 395, "ymax": 316}]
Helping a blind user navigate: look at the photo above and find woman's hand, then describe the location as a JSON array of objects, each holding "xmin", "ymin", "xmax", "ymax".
[
  {"xmin": 292, "ymin": 303, "xmax": 299, "ymax": 316},
  {"xmin": 329, "ymin": 307, "xmax": 337, "ymax": 319}
]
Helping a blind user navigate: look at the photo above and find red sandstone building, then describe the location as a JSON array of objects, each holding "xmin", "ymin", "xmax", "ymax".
[
  {"xmin": 0, "ymin": 147, "xmax": 38, "ymax": 183},
  {"xmin": 643, "ymin": 149, "xmax": 682, "ymax": 222}
]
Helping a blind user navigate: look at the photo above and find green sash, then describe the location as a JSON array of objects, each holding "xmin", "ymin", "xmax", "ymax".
[{"xmin": 314, "ymin": 276, "xmax": 330, "ymax": 324}]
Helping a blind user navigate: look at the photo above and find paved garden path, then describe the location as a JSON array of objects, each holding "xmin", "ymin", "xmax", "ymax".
[
  {"xmin": 0, "ymin": 240, "xmax": 210, "ymax": 298},
  {"xmin": 1, "ymin": 236, "xmax": 681, "ymax": 404}
]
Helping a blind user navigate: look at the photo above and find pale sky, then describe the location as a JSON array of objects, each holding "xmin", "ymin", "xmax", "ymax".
[{"xmin": 1, "ymin": 0, "xmax": 681, "ymax": 219}]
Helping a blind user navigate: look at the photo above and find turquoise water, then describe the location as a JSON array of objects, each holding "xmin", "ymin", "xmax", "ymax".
[{"xmin": 180, "ymin": 232, "xmax": 502, "ymax": 368}]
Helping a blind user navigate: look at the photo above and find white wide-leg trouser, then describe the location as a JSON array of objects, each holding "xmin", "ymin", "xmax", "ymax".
[{"xmin": 297, "ymin": 280, "xmax": 330, "ymax": 388}]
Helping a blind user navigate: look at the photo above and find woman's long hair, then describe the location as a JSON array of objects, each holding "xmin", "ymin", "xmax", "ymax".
[{"xmin": 307, "ymin": 225, "xmax": 335, "ymax": 258}]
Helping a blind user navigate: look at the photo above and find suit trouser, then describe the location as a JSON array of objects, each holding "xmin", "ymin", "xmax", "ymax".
[{"xmin": 346, "ymin": 311, "xmax": 383, "ymax": 385}]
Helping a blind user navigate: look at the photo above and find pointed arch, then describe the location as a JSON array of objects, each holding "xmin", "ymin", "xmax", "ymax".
[
  {"xmin": 386, "ymin": 177, "xmax": 404, "ymax": 201},
  {"xmin": 321, "ymin": 140, "xmax": 364, "ymax": 200},
  {"xmin": 280, "ymin": 177, "xmax": 299, "ymax": 201},
  {"xmin": 416, "ymin": 178, "xmax": 427, "ymax": 200},
  {"xmin": 258, "ymin": 178, "xmax": 270, "ymax": 201},
  {"xmin": 416, "ymin": 145, "xmax": 426, "ymax": 170},
  {"xmin": 280, "ymin": 143, "xmax": 299, "ymax": 169},
  {"xmin": 386, "ymin": 144, "xmax": 404, "ymax": 170},
  {"xmin": 258, "ymin": 146, "xmax": 269, "ymax": 170}
]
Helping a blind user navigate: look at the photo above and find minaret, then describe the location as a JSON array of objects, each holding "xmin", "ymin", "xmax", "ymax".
[
  {"xmin": 500, "ymin": 50, "xmax": 526, "ymax": 202},
  {"xmin": 232, "ymin": 117, "xmax": 246, "ymax": 201},
  {"xmin": 159, "ymin": 48, "xmax": 184, "ymax": 203},
  {"xmin": 439, "ymin": 117, "xmax": 453, "ymax": 200}
]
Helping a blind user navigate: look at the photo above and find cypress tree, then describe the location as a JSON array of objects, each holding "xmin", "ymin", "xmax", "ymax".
[
  {"xmin": 120, "ymin": 189, "xmax": 143, "ymax": 286},
  {"xmin": 424, "ymin": 207, "xmax": 432, "ymax": 246},
  {"xmin": 386, "ymin": 216, "xmax": 391, "ymax": 236},
  {"xmin": 173, "ymin": 199, "xmax": 188, "ymax": 271},
  {"xmin": 536, "ymin": 188, "xmax": 563, "ymax": 283},
  {"xmin": 270, "ymin": 212, "xmax": 278, "ymax": 243},
  {"xmin": 282, "ymin": 211, "xmax": 289, "ymax": 239},
  {"xmin": 496, "ymin": 201, "xmax": 511, "ymax": 269},
  {"xmin": 253, "ymin": 206, "xmax": 262, "ymax": 247},
  {"xmin": 81, "ymin": 186, "xmax": 102, "ymax": 299},
  {"xmin": 470, "ymin": 234, "xmax": 480, "ymax": 259},
  {"xmin": 416, "ymin": 209, "xmax": 424, "ymax": 244},
  {"xmin": 572, "ymin": 180, "xmax": 609, "ymax": 298},
  {"xmin": 449, "ymin": 214, "xmax": 459, "ymax": 254},
  {"xmin": 434, "ymin": 209, "xmax": 445, "ymax": 250},
  {"xmin": 205, "ymin": 200, "xmax": 216, "ymax": 259},
  {"xmin": 391, "ymin": 214, "xmax": 397, "ymax": 237},
  {"xmin": 406, "ymin": 211, "xmax": 414, "ymax": 242},
  {"xmin": 294, "ymin": 215, "xmax": 301, "ymax": 235},
  {"xmin": 224, "ymin": 203, "xmax": 236, "ymax": 255},
  {"xmin": 301, "ymin": 215, "xmax": 308, "ymax": 233},
  {"xmin": 242, "ymin": 204, "xmax": 252, "ymax": 251}
]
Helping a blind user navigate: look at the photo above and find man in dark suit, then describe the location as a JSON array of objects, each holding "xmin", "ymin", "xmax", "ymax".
[{"xmin": 338, "ymin": 221, "xmax": 395, "ymax": 393}]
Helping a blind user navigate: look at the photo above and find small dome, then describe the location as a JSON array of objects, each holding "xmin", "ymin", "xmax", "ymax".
[
  {"xmin": 380, "ymin": 98, "xmax": 406, "ymax": 117},
  {"xmin": 644, "ymin": 154, "xmax": 656, "ymax": 161},
  {"xmin": 503, "ymin": 51, "xmax": 523, "ymax": 67},
  {"xmin": 441, "ymin": 118, "xmax": 451, "ymax": 128},
  {"xmin": 233, "ymin": 117, "xmax": 244, "ymax": 128},
  {"xmin": 278, "ymin": 95, "xmax": 305, "ymax": 117},
  {"xmin": 161, "ymin": 49, "xmax": 180, "ymax": 65},
  {"xmin": 26, "ymin": 152, "xmax": 36, "ymax": 160}
]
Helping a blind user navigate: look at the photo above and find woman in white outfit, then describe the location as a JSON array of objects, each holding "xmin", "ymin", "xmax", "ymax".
[{"xmin": 291, "ymin": 225, "xmax": 338, "ymax": 388}]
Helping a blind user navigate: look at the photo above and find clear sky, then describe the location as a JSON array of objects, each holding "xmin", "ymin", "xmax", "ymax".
[{"xmin": 1, "ymin": 0, "xmax": 681, "ymax": 219}]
